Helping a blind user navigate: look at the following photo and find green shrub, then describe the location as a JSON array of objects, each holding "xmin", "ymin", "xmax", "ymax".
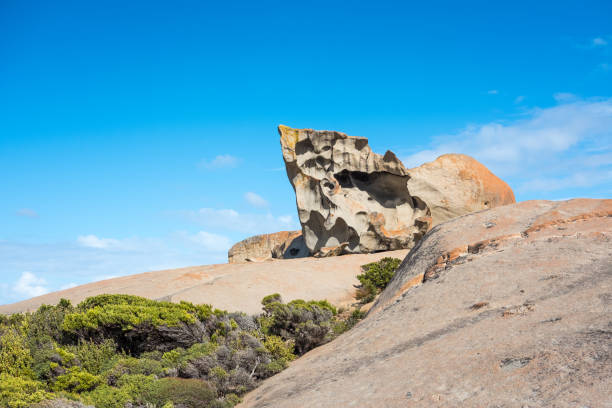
[
  {"xmin": 115, "ymin": 373, "xmax": 157, "ymax": 403},
  {"xmin": 25, "ymin": 300, "xmax": 74, "ymax": 348},
  {"xmin": 260, "ymin": 296, "xmax": 336, "ymax": 355},
  {"xmin": 66, "ymin": 339, "xmax": 117, "ymax": 375},
  {"xmin": 0, "ymin": 291, "xmax": 363, "ymax": 408},
  {"xmin": 106, "ymin": 356, "xmax": 164, "ymax": 384},
  {"xmin": 0, "ymin": 373, "xmax": 54, "ymax": 408},
  {"xmin": 356, "ymin": 257, "xmax": 401, "ymax": 302},
  {"xmin": 142, "ymin": 377, "xmax": 217, "ymax": 408},
  {"xmin": 0, "ymin": 327, "xmax": 34, "ymax": 378},
  {"xmin": 263, "ymin": 335, "xmax": 295, "ymax": 365},
  {"xmin": 82, "ymin": 384, "xmax": 131, "ymax": 408},
  {"xmin": 71, "ymin": 295, "xmax": 214, "ymax": 326},
  {"xmin": 62, "ymin": 295, "xmax": 216, "ymax": 354},
  {"xmin": 51, "ymin": 366, "xmax": 102, "ymax": 393}
]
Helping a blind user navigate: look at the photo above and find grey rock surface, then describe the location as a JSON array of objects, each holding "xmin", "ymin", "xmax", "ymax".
[{"xmin": 239, "ymin": 198, "xmax": 612, "ymax": 408}]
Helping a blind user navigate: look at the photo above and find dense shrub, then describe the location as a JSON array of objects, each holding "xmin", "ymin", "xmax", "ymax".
[
  {"xmin": 0, "ymin": 373, "xmax": 54, "ymax": 408},
  {"xmin": 142, "ymin": 377, "xmax": 217, "ymax": 408},
  {"xmin": 0, "ymin": 327, "xmax": 33, "ymax": 378},
  {"xmin": 66, "ymin": 339, "xmax": 117, "ymax": 375},
  {"xmin": 260, "ymin": 296, "xmax": 337, "ymax": 355},
  {"xmin": 356, "ymin": 257, "xmax": 402, "ymax": 303},
  {"xmin": 82, "ymin": 384, "xmax": 131, "ymax": 408},
  {"xmin": 0, "ymin": 292, "xmax": 365, "ymax": 408},
  {"xmin": 63, "ymin": 295, "xmax": 218, "ymax": 354}
]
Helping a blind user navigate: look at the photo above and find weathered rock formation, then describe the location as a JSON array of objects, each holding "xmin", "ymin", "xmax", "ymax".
[
  {"xmin": 227, "ymin": 230, "xmax": 308, "ymax": 263},
  {"xmin": 239, "ymin": 198, "xmax": 612, "ymax": 407},
  {"xmin": 407, "ymin": 153, "xmax": 516, "ymax": 226},
  {"xmin": 279, "ymin": 125, "xmax": 515, "ymax": 257}
]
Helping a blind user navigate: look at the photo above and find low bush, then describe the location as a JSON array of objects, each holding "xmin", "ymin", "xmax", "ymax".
[
  {"xmin": 142, "ymin": 377, "xmax": 217, "ymax": 408},
  {"xmin": 51, "ymin": 366, "xmax": 102, "ymax": 393},
  {"xmin": 356, "ymin": 257, "xmax": 402, "ymax": 303},
  {"xmin": 0, "ymin": 373, "xmax": 54, "ymax": 408},
  {"xmin": 260, "ymin": 296, "xmax": 337, "ymax": 355},
  {"xmin": 62, "ymin": 295, "xmax": 218, "ymax": 354}
]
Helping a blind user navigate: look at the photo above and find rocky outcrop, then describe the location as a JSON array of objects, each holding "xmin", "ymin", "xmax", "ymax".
[
  {"xmin": 407, "ymin": 153, "xmax": 516, "ymax": 226},
  {"xmin": 279, "ymin": 125, "xmax": 515, "ymax": 257},
  {"xmin": 239, "ymin": 199, "xmax": 612, "ymax": 407},
  {"xmin": 227, "ymin": 231, "xmax": 308, "ymax": 263}
]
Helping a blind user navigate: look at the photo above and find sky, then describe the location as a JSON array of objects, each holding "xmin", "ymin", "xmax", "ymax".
[{"xmin": 1, "ymin": 0, "xmax": 611, "ymax": 303}]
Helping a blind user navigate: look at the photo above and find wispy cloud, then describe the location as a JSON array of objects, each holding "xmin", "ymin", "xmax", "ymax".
[
  {"xmin": 0, "ymin": 228, "xmax": 235, "ymax": 303},
  {"xmin": 16, "ymin": 208, "xmax": 39, "ymax": 218},
  {"xmin": 186, "ymin": 231, "xmax": 232, "ymax": 252},
  {"xmin": 592, "ymin": 37, "xmax": 608, "ymax": 47},
  {"xmin": 244, "ymin": 192, "xmax": 269, "ymax": 208},
  {"xmin": 553, "ymin": 92, "xmax": 578, "ymax": 102},
  {"xmin": 176, "ymin": 208, "xmax": 298, "ymax": 234},
  {"xmin": 13, "ymin": 272, "xmax": 49, "ymax": 298},
  {"xmin": 487, "ymin": 89, "xmax": 499, "ymax": 95},
  {"xmin": 514, "ymin": 95, "xmax": 525, "ymax": 104},
  {"xmin": 77, "ymin": 235, "xmax": 121, "ymax": 249},
  {"xmin": 198, "ymin": 154, "xmax": 240, "ymax": 169},
  {"xmin": 402, "ymin": 96, "xmax": 612, "ymax": 198}
]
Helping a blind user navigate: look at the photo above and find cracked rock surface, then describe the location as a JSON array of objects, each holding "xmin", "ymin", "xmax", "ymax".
[
  {"xmin": 279, "ymin": 125, "xmax": 515, "ymax": 257},
  {"xmin": 239, "ymin": 198, "xmax": 612, "ymax": 408}
]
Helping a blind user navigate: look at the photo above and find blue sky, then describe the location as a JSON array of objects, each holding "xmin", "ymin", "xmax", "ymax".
[{"xmin": 1, "ymin": 0, "xmax": 611, "ymax": 303}]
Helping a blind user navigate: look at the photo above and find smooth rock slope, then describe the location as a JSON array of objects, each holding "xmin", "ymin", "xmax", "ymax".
[
  {"xmin": 239, "ymin": 199, "xmax": 611, "ymax": 408},
  {"xmin": 0, "ymin": 250, "xmax": 407, "ymax": 315},
  {"xmin": 279, "ymin": 125, "xmax": 515, "ymax": 257}
]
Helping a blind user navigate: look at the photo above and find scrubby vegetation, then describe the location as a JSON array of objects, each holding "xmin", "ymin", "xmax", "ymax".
[
  {"xmin": 0, "ymin": 292, "xmax": 363, "ymax": 408},
  {"xmin": 355, "ymin": 257, "xmax": 402, "ymax": 303}
]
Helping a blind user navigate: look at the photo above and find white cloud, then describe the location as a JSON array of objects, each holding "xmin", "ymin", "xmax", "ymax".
[
  {"xmin": 402, "ymin": 97, "xmax": 612, "ymax": 196},
  {"xmin": 16, "ymin": 208, "xmax": 38, "ymax": 218},
  {"xmin": 487, "ymin": 89, "xmax": 499, "ymax": 95},
  {"xmin": 520, "ymin": 170, "xmax": 612, "ymax": 192},
  {"xmin": 277, "ymin": 215, "xmax": 293, "ymax": 225},
  {"xmin": 177, "ymin": 208, "xmax": 298, "ymax": 234},
  {"xmin": 592, "ymin": 37, "xmax": 608, "ymax": 46},
  {"xmin": 244, "ymin": 192, "xmax": 269, "ymax": 208},
  {"xmin": 514, "ymin": 95, "xmax": 525, "ymax": 104},
  {"xmin": 187, "ymin": 231, "xmax": 232, "ymax": 252},
  {"xmin": 198, "ymin": 154, "xmax": 240, "ymax": 169},
  {"xmin": 0, "ymin": 231, "xmax": 233, "ymax": 303},
  {"xmin": 77, "ymin": 235, "xmax": 121, "ymax": 249},
  {"xmin": 13, "ymin": 272, "xmax": 49, "ymax": 298},
  {"xmin": 553, "ymin": 92, "xmax": 577, "ymax": 102}
]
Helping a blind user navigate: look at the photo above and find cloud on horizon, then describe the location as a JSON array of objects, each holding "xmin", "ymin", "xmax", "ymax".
[
  {"xmin": 0, "ymin": 228, "xmax": 235, "ymax": 303},
  {"xmin": 402, "ymin": 97, "xmax": 612, "ymax": 198},
  {"xmin": 198, "ymin": 154, "xmax": 240, "ymax": 169},
  {"xmin": 13, "ymin": 272, "xmax": 49, "ymax": 298}
]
